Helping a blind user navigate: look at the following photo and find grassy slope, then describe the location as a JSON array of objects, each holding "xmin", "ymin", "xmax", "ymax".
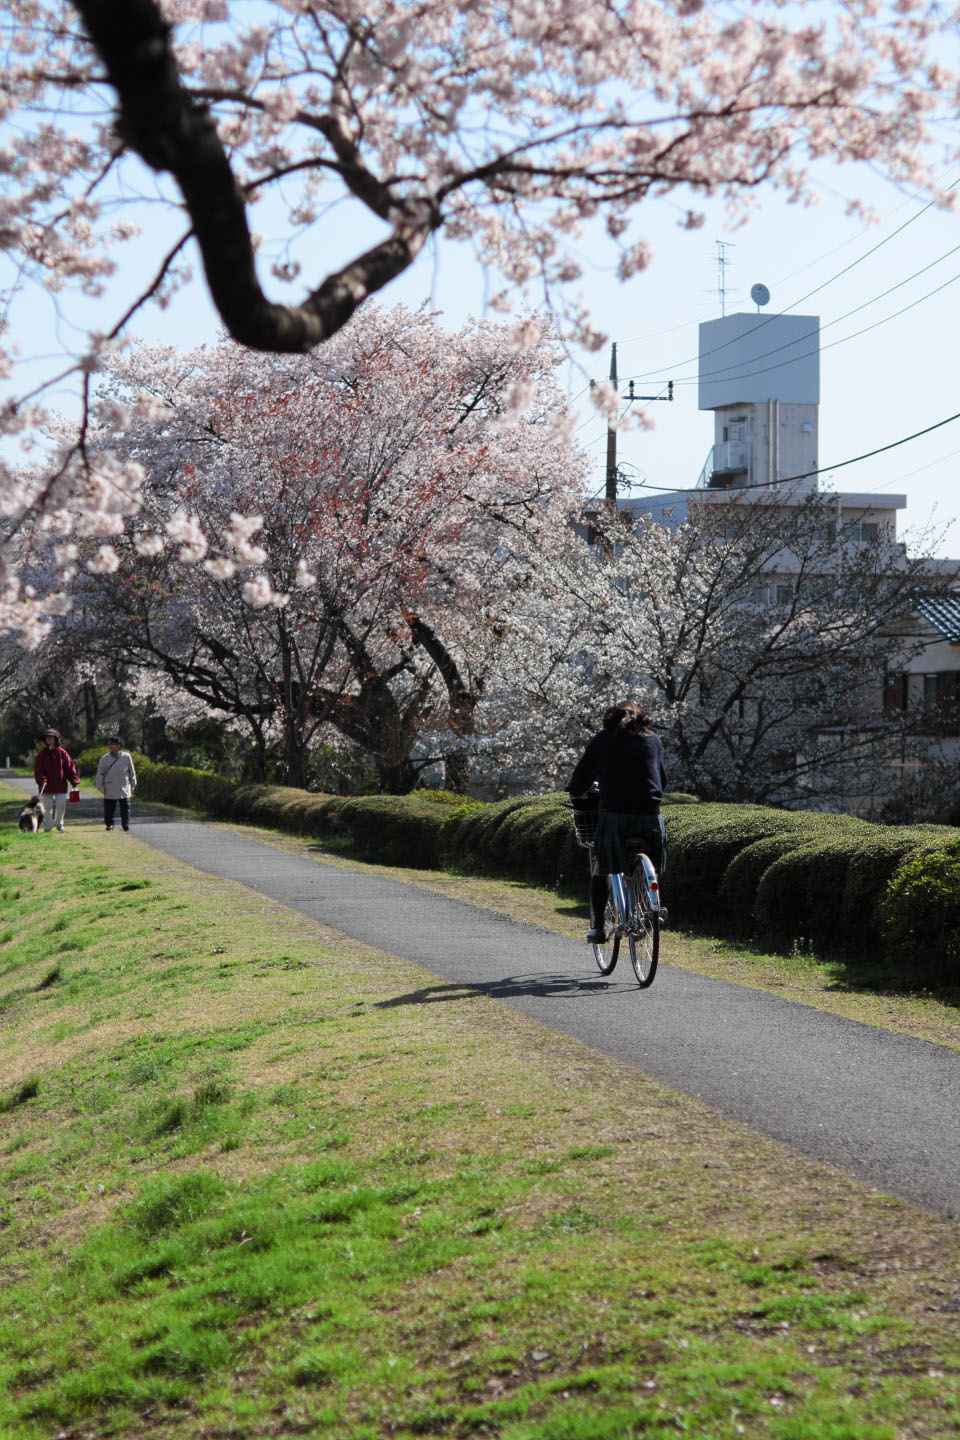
[{"xmin": 1, "ymin": 787, "xmax": 960, "ymax": 1439}]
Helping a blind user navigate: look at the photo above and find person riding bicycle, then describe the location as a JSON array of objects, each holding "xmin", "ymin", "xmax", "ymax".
[{"xmin": 568, "ymin": 700, "xmax": 667, "ymax": 944}]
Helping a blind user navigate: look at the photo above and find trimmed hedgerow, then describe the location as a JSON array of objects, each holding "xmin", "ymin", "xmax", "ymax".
[
  {"xmin": 208, "ymin": 784, "xmax": 469, "ymax": 868},
  {"xmin": 720, "ymin": 834, "xmax": 815, "ymax": 938},
  {"xmin": 435, "ymin": 792, "xmax": 584, "ymax": 888},
  {"xmin": 442, "ymin": 795, "xmax": 543, "ymax": 872},
  {"xmin": 661, "ymin": 806, "xmax": 860, "ymax": 929},
  {"xmin": 840, "ymin": 828, "xmax": 954, "ymax": 956},
  {"xmin": 753, "ymin": 838, "xmax": 864, "ymax": 953},
  {"xmin": 139, "ymin": 762, "xmax": 236, "ymax": 811},
  {"xmin": 76, "ymin": 748, "xmax": 232, "ymax": 809},
  {"xmin": 880, "ymin": 841, "xmax": 960, "ymax": 985},
  {"xmin": 320, "ymin": 792, "xmax": 467, "ymax": 868}
]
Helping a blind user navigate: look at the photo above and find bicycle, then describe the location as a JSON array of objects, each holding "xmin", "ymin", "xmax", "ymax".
[{"xmin": 567, "ymin": 793, "xmax": 661, "ymax": 988}]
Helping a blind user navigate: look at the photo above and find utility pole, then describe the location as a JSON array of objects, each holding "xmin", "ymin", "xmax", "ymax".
[
  {"xmin": 596, "ymin": 342, "xmax": 674, "ymax": 515},
  {"xmin": 605, "ymin": 342, "xmax": 619, "ymax": 514}
]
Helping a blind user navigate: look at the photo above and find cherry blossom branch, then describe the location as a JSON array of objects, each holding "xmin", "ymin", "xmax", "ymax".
[
  {"xmin": 105, "ymin": 230, "xmax": 193, "ymax": 342},
  {"xmin": 68, "ymin": 0, "xmax": 441, "ymax": 352}
]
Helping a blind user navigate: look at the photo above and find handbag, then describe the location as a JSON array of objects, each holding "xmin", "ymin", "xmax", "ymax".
[{"xmin": 68, "ymin": 788, "xmax": 80, "ymax": 803}]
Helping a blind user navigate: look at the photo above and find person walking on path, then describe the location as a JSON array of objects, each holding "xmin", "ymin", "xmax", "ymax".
[
  {"xmin": 33, "ymin": 728, "xmax": 80, "ymax": 833},
  {"xmin": 95, "ymin": 737, "xmax": 137, "ymax": 831},
  {"xmin": 568, "ymin": 700, "xmax": 668, "ymax": 944}
]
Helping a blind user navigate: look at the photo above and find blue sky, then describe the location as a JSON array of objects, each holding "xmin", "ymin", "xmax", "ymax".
[
  {"xmin": 392, "ymin": 170, "xmax": 960, "ymax": 559},
  {"xmin": 11, "ymin": 150, "xmax": 960, "ymax": 558}
]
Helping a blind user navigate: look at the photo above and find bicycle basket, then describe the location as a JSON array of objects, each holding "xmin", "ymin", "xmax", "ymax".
[{"xmin": 567, "ymin": 791, "xmax": 600, "ymax": 849}]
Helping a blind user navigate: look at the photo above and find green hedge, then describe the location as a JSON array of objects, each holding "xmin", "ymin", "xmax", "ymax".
[
  {"xmin": 441, "ymin": 792, "xmax": 583, "ymax": 888},
  {"xmin": 881, "ymin": 841, "xmax": 960, "ymax": 984},
  {"xmin": 77, "ymin": 748, "xmax": 237, "ymax": 813},
  {"xmin": 88, "ymin": 757, "xmax": 960, "ymax": 982},
  {"xmin": 721, "ymin": 834, "xmax": 815, "ymax": 938},
  {"xmin": 754, "ymin": 838, "xmax": 865, "ymax": 952},
  {"xmin": 205, "ymin": 784, "xmax": 472, "ymax": 868},
  {"xmin": 662, "ymin": 805, "xmax": 864, "ymax": 929}
]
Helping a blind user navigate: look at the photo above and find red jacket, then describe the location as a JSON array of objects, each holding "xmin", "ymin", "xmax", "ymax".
[{"xmin": 34, "ymin": 745, "xmax": 79, "ymax": 795}]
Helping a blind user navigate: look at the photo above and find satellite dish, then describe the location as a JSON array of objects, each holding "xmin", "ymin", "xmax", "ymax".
[{"xmin": 750, "ymin": 282, "xmax": 771, "ymax": 309}]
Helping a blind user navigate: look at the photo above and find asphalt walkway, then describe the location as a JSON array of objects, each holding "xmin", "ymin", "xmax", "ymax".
[{"xmin": 7, "ymin": 777, "xmax": 960, "ymax": 1219}]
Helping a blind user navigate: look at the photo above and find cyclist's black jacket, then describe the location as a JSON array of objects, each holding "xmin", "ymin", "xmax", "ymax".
[{"xmin": 567, "ymin": 729, "xmax": 667, "ymax": 815}]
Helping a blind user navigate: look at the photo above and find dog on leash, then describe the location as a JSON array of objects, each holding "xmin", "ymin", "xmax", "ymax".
[{"xmin": 18, "ymin": 795, "xmax": 45, "ymax": 833}]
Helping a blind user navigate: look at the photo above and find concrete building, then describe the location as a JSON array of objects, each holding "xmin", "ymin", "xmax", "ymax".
[
  {"xmin": 610, "ymin": 307, "xmax": 960, "ymax": 818},
  {"xmin": 621, "ymin": 309, "xmax": 906, "ymax": 546},
  {"xmin": 697, "ymin": 311, "xmax": 820, "ymax": 493}
]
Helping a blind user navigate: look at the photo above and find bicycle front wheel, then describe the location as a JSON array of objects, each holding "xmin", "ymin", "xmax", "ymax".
[
  {"xmin": 628, "ymin": 864, "xmax": 659, "ymax": 987},
  {"xmin": 593, "ymin": 884, "xmax": 620, "ymax": 975}
]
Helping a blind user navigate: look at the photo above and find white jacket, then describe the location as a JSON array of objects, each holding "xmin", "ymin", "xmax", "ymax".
[{"xmin": 95, "ymin": 749, "xmax": 137, "ymax": 799}]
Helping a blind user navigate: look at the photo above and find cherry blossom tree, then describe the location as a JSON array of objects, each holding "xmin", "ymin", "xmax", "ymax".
[
  {"xmin": 70, "ymin": 305, "xmax": 584, "ymax": 790},
  {"xmin": 486, "ymin": 490, "xmax": 952, "ymax": 807},
  {"xmin": 2, "ymin": 0, "xmax": 959, "ymax": 642}
]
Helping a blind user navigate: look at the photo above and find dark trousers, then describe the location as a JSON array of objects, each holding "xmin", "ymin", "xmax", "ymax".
[
  {"xmin": 590, "ymin": 873, "xmax": 610, "ymax": 931},
  {"xmin": 104, "ymin": 797, "xmax": 131, "ymax": 830}
]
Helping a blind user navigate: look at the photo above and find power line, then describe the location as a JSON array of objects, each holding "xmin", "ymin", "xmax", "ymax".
[
  {"xmin": 617, "ymin": 173, "xmax": 960, "ymax": 382},
  {"xmin": 873, "ymin": 444, "xmax": 960, "ymax": 493},
  {"xmin": 672, "ymin": 240, "xmax": 960, "ymax": 387},
  {"xmin": 661, "ymin": 265, "xmax": 960, "ymax": 392},
  {"xmin": 629, "ymin": 409, "xmax": 960, "ymax": 496}
]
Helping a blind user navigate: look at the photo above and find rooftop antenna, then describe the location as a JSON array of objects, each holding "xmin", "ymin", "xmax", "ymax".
[
  {"xmin": 716, "ymin": 239, "xmax": 735, "ymax": 316},
  {"xmin": 750, "ymin": 282, "xmax": 771, "ymax": 312}
]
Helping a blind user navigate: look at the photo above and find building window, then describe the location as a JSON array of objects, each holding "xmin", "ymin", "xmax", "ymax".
[
  {"xmin": 838, "ymin": 519, "xmax": 880, "ymax": 544},
  {"xmin": 883, "ymin": 672, "xmax": 907, "ymax": 713},
  {"xmin": 937, "ymin": 672, "xmax": 960, "ymax": 734}
]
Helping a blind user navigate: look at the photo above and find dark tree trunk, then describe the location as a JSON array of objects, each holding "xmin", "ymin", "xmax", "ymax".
[
  {"xmin": 378, "ymin": 758, "xmax": 419, "ymax": 795},
  {"xmin": 407, "ymin": 615, "xmax": 479, "ymax": 794},
  {"xmin": 443, "ymin": 748, "xmax": 471, "ymax": 795},
  {"xmin": 81, "ymin": 682, "xmax": 100, "ymax": 745},
  {"xmin": 70, "ymin": 0, "xmax": 438, "ymax": 352},
  {"xmin": 283, "ymin": 724, "xmax": 308, "ymax": 790}
]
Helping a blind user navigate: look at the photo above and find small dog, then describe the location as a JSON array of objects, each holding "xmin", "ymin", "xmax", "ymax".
[{"xmin": 18, "ymin": 795, "xmax": 45, "ymax": 833}]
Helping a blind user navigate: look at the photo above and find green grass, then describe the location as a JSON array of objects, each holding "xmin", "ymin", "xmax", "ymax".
[{"xmin": 1, "ymin": 784, "xmax": 960, "ymax": 1438}]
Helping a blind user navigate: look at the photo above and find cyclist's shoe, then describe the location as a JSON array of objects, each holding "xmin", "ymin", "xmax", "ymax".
[
  {"xmin": 658, "ymin": 906, "xmax": 669, "ymax": 926},
  {"xmin": 586, "ymin": 927, "xmax": 607, "ymax": 944}
]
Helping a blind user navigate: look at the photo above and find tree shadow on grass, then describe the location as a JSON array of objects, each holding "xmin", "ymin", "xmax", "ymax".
[
  {"xmin": 375, "ymin": 970, "xmax": 638, "ymax": 1008},
  {"xmin": 680, "ymin": 919, "xmax": 960, "ymax": 1007},
  {"xmin": 818, "ymin": 955, "xmax": 960, "ymax": 1008}
]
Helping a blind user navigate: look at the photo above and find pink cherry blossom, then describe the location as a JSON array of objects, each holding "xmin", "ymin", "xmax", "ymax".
[{"xmin": 0, "ymin": 0, "xmax": 957, "ymax": 643}]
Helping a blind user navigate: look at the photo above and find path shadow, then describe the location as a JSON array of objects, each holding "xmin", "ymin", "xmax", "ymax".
[{"xmin": 376, "ymin": 971, "xmax": 635, "ymax": 1008}]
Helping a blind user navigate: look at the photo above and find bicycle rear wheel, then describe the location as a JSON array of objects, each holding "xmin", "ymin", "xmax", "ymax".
[
  {"xmin": 628, "ymin": 862, "xmax": 659, "ymax": 987},
  {"xmin": 592, "ymin": 883, "xmax": 620, "ymax": 975}
]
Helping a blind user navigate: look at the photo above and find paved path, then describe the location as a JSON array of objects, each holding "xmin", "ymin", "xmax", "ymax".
[{"xmin": 6, "ymin": 777, "xmax": 960, "ymax": 1219}]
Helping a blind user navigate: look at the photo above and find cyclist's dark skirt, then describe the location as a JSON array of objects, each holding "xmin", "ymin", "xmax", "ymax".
[{"xmin": 595, "ymin": 811, "xmax": 666, "ymax": 877}]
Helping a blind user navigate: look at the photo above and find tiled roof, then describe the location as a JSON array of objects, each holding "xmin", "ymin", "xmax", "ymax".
[{"xmin": 915, "ymin": 593, "xmax": 960, "ymax": 642}]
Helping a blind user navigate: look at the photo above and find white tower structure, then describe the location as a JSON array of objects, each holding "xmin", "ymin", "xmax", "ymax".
[{"xmin": 696, "ymin": 311, "xmax": 819, "ymax": 492}]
